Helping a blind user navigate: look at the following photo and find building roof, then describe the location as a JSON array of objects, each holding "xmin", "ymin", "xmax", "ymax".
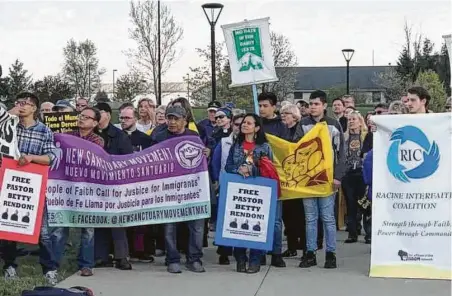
[{"xmin": 287, "ymin": 66, "xmax": 396, "ymax": 92}]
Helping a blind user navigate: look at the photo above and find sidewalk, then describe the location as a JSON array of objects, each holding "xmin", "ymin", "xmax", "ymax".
[{"xmin": 58, "ymin": 232, "xmax": 451, "ymax": 296}]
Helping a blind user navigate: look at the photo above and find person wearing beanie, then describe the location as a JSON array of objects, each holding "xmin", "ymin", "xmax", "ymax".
[{"xmin": 210, "ymin": 107, "xmax": 233, "ymax": 148}]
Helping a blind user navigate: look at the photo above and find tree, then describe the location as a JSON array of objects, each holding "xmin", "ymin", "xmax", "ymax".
[
  {"xmin": 33, "ymin": 74, "xmax": 74, "ymax": 103},
  {"xmin": 262, "ymin": 32, "xmax": 298, "ymax": 101},
  {"xmin": 184, "ymin": 42, "xmax": 252, "ymax": 109},
  {"xmin": 94, "ymin": 90, "xmax": 110, "ymax": 103},
  {"xmin": 8, "ymin": 59, "xmax": 33, "ymax": 95},
  {"xmin": 127, "ymin": 0, "xmax": 183, "ymax": 100},
  {"xmin": 373, "ymin": 68, "xmax": 408, "ymax": 102},
  {"xmin": 62, "ymin": 39, "xmax": 105, "ymax": 97},
  {"xmin": 413, "ymin": 70, "xmax": 447, "ymax": 112},
  {"xmin": 115, "ymin": 72, "xmax": 147, "ymax": 102}
]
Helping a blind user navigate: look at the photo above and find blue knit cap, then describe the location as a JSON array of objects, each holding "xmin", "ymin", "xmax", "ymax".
[{"xmin": 215, "ymin": 107, "xmax": 232, "ymax": 119}]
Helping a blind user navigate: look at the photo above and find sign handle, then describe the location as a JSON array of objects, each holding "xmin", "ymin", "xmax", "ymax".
[{"xmin": 252, "ymin": 84, "xmax": 259, "ymax": 114}]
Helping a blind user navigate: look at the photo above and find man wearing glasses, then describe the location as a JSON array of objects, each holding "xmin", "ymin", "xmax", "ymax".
[
  {"xmin": 93, "ymin": 102, "xmax": 134, "ymax": 270},
  {"xmin": 1, "ymin": 92, "xmax": 58, "ymax": 284}
]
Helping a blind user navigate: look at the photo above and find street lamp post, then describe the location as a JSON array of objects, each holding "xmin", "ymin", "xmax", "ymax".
[
  {"xmin": 112, "ymin": 69, "xmax": 118, "ymax": 100},
  {"xmin": 342, "ymin": 49, "xmax": 355, "ymax": 94},
  {"xmin": 202, "ymin": 3, "xmax": 224, "ymax": 103}
]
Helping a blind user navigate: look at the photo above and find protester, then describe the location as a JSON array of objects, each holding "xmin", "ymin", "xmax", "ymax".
[
  {"xmin": 155, "ymin": 105, "xmax": 167, "ymax": 125},
  {"xmin": 75, "ymin": 97, "xmax": 89, "ymax": 112},
  {"xmin": 332, "ymin": 97, "xmax": 347, "ymax": 132},
  {"xmin": 362, "ymin": 149, "xmax": 373, "ymax": 244},
  {"xmin": 296, "ymin": 100, "xmax": 310, "ymax": 118},
  {"xmin": 280, "ymin": 103, "xmax": 324, "ymax": 258},
  {"xmin": 344, "ymin": 106, "xmax": 356, "ymax": 118},
  {"xmin": 137, "ymin": 98, "xmax": 156, "ymax": 132},
  {"xmin": 94, "ymin": 102, "xmax": 134, "ymax": 270},
  {"xmin": 225, "ymin": 113, "xmax": 273, "ymax": 273},
  {"xmin": 341, "ymin": 111, "xmax": 367, "ymax": 243},
  {"xmin": 388, "ymin": 100, "xmax": 408, "ymax": 114},
  {"xmin": 40, "ymin": 101, "xmax": 54, "ymax": 116},
  {"xmin": 151, "ymin": 105, "xmax": 206, "ymax": 273},
  {"xmin": 198, "ymin": 100, "xmax": 222, "ymax": 138},
  {"xmin": 53, "ymin": 107, "xmax": 104, "ymax": 277},
  {"xmin": 406, "ymin": 86, "xmax": 430, "ymax": 114},
  {"xmin": 52, "ymin": 100, "xmax": 75, "ymax": 112},
  {"xmin": 257, "ymin": 92, "xmax": 287, "ymax": 268},
  {"xmin": 342, "ymin": 95, "xmax": 355, "ymax": 108},
  {"xmin": 211, "ymin": 107, "xmax": 233, "ymax": 147},
  {"xmin": 210, "ymin": 113, "xmax": 245, "ymax": 265},
  {"xmin": 374, "ymin": 103, "xmax": 388, "ymax": 115},
  {"xmin": 444, "ymin": 97, "xmax": 451, "ymax": 112},
  {"xmin": 119, "ymin": 106, "xmax": 152, "ymax": 152},
  {"xmin": 401, "ymin": 95, "xmax": 409, "ymax": 107},
  {"xmin": 294, "ymin": 90, "xmax": 345, "ymax": 269},
  {"xmin": 361, "ymin": 104, "xmax": 388, "ymax": 157},
  {"xmin": 1, "ymin": 92, "xmax": 58, "ymax": 284}
]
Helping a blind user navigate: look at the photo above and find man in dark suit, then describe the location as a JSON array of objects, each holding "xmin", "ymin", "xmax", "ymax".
[{"xmin": 94, "ymin": 103, "xmax": 134, "ymax": 270}]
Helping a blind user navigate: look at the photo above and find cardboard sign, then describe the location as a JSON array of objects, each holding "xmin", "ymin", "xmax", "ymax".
[
  {"xmin": 43, "ymin": 112, "xmax": 78, "ymax": 133},
  {"xmin": 0, "ymin": 158, "xmax": 49, "ymax": 244}
]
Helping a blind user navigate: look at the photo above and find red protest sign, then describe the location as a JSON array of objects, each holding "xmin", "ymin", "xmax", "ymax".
[{"xmin": 0, "ymin": 157, "xmax": 49, "ymax": 244}]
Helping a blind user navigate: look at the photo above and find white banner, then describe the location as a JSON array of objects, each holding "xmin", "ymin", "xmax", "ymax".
[
  {"xmin": 222, "ymin": 18, "xmax": 278, "ymax": 87},
  {"xmin": 370, "ymin": 113, "xmax": 452, "ymax": 280},
  {"xmin": 443, "ymin": 34, "xmax": 451, "ymax": 88}
]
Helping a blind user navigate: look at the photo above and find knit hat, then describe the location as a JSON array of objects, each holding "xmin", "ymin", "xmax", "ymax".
[{"xmin": 215, "ymin": 107, "xmax": 232, "ymax": 119}]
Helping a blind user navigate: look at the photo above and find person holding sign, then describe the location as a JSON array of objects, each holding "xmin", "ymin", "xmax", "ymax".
[
  {"xmin": 52, "ymin": 107, "xmax": 105, "ymax": 277},
  {"xmin": 294, "ymin": 90, "xmax": 345, "ymax": 270},
  {"xmin": 2, "ymin": 93, "xmax": 58, "ymax": 284},
  {"xmin": 225, "ymin": 113, "xmax": 273, "ymax": 274},
  {"xmin": 151, "ymin": 105, "xmax": 206, "ymax": 274}
]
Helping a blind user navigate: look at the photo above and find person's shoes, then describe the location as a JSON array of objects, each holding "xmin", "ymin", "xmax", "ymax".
[
  {"xmin": 138, "ymin": 253, "xmax": 155, "ymax": 263},
  {"xmin": 45, "ymin": 270, "xmax": 58, "ymax": 286},
  {"xmin": 79, "ymin": 268, "xmax": 93, "ymax": 277},
  {"xmin": 236, "ymin": 261, "xmax": 247, "ymax": 273},
  {"xmin": 116, "ymin": 258, "xmax": 132, "ymax": 270},
  {"xmin": 247, "ymin": 264, "xmax": 261, "ymax": 274},
  {"xmin": 219, "ymin": 255, "xmax": 230, "ymax": 265},
  {"xmin": 3, "ymin": 266, "xmax": 17, "ymax": 280},
  {"xmin": 365, "ymin": 238, "xmax": 371, "ymax": 244},
  {"xmin": 186, "ymin": 261, "xmax": 205, "ymax": 273},
  {"xmin": 282, "ymin": 249, "xmax": 297, "ymax": 257},
  {"xmin": 324, "ymin": 252, "xmax": 337, "ymax": 269},
  {"xmin": 167, "ymin": 263, "xmax": 182, "ymax": 274},
  {"xmin": 299, "ymin": 251, "xmax": 317, "ymax": 268},
  {"xmin": 345, "ymin": 236, "xmax": 358, "ymax": 243},
  {"xmin": 154, "ymin": 249, "xmax": 165, "ymax": 257},
  {"xmin": 260, "ymin": 255, "xmax": 267, "ymax": 265},
  {"xmin": 94, "ymin": 259, "xmax": 114, "ymax": 268},
  {"xmin": 271, "ymin": 255, "xmax": 286, "ymax": 267}
]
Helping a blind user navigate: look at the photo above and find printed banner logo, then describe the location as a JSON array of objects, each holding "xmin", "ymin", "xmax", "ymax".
[
  {"xmin": 387, "ymin": 125, "xmax": 440, "ymax": 183},
  {"xmin": 397, "ymin": 249, "xmax": 433, "ymax": 262},
  {"xmin": 174, "ymin": 141, "xmax": 204, "ymax": 169},
  {"xmin": 233, "ymin": 27, "xmax": 263, "ymax": 72}
]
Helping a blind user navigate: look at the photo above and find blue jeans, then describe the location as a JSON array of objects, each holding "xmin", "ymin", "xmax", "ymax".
[
  {"xmin": 53, "ymin": 227, "xmax": 95, "ymax": 269},
  {"xmin": 234, "ymin": 248, "xmax": 263, "ymax": 265},
  {"xmin": 165, "ymin": 219, "xmax": 204, "ymax": 264},
  {"xmin": 271, "ymin": 201, "xmax": 283, "ymax": 254},
  {"xmin": 39, "ymin": 206, "xmax": 59, "ymax": 274},
  {"xmin": 303, "ymin": 195, "xmax": 336, "ymax": 253}
]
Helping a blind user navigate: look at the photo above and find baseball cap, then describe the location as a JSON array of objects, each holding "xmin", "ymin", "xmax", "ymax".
[
  {"xmin": 207, "ymin": 101, "xmax": 221, "ymax": 111},
  {"xmin": 165, "ymin": 105, "xmax": 187, "ymax": 118},
  {"xmin": 52, "ymin": 100, "xmax": 74, "ymax": 111},
  {"xmin": 94, "ymin": 102, "xmax": 112, "ymax": 114}
]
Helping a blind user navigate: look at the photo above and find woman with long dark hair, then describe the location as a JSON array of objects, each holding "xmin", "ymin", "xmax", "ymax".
[{"xmin": 225, "ymin": 113, "xmax": 273, "ymax": 274}]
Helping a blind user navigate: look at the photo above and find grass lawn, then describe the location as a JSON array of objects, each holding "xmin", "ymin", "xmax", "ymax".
[{"xmin": 0, "ymin": 230, "xmax": 79, "ymax": 296}]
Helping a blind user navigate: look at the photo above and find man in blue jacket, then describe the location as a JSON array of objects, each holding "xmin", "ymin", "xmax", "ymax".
[{"xmin": 258, "ymin": 92, "xmax": 288, "ymax": 268}]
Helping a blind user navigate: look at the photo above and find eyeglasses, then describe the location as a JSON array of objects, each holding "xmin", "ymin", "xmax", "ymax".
[
  {"xmin": 15, "ymin": 100, "xmax": 34, "ymax": 107},
  {"xmin": 78, "ymin": 114, "xmax": 95, "ymax": 121},
  {"xmin": 119, "ymin": 116, "xmax": 134, "ymax": 121},
  {"xmin": 215, "ymin": 115, "xmax": 225, "ymax": 120}
]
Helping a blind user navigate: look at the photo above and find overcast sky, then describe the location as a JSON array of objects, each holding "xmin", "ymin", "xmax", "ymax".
[{"xmin": 0, "ymin": 0, "xmax": 450, "ymax": 84}]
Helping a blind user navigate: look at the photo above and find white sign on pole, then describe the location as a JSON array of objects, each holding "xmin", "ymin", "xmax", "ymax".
[
  {"xmin": 442, "ymin": 34, "xmax": 452, "ymax": 88},
  {"xmin": 370, "ymin": 113, "xmax": 452, "ymax": 280},
  {"xmin": 222, "ymin": 18, "xmax": 279, "ymax": 87}
]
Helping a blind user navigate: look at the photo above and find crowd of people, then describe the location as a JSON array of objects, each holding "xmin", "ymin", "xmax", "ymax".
[{"xmin": 0, "ymin": 86, "xmax": 450, "ymax": 284}]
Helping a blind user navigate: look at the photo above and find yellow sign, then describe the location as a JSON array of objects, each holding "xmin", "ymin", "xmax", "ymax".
[{"xmin": 266, "ymin": 122, "xmax": 334, "ymax": 199}]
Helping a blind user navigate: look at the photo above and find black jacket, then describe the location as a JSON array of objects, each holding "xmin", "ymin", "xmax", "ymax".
[
  {"xmin": 262, "ymin": 116, "xmax": 288, "ymax": 138},
  {"xmin": 100, "ymin": 123, "xmax": 134, "ymax": 155},
  {"xmin": 125, "ymin": 129, "xmax": 152, "ymax": 152},
  {"xmin": 294, "ymin": 115, "xmax": 346, "ymax": 181},
  {"xmin": 150, "ymin": 128, "xmax": 200, "ymax": 146}
]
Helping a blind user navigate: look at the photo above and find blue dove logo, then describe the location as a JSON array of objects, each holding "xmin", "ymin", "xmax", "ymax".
[{"xmin": 387, "ymin": 125, "xmax": 440, "ymax": 183}]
